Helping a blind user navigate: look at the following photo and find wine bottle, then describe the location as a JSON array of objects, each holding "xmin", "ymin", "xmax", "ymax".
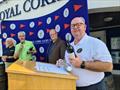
[{"xmin": 66, "ymin": 40, "xmax": 76, "ymax": 59}]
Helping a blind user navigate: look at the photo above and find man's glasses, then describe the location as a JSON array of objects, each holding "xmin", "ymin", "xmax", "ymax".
[{"xmin": 71, "ymin": 23, "xmax": 84, "ymax": 29}]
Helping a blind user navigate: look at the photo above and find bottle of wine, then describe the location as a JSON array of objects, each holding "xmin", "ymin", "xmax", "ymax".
[{"xmin": 66, "ymin": 40, "xmax": 76, "ymax": 59}]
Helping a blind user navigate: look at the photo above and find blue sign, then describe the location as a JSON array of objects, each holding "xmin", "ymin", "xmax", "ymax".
[{"xmin": 1, "ymin": 0, "xmax": 89, "ymax": 62}]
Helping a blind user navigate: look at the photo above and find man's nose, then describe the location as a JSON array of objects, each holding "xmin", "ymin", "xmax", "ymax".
[
  {"xmin": 74, "ymin": 25, "xmax": 78, "ymax": 28},
  {"xmin": 73, "ymin": 27, "xmax": 78, "ymax": 31}
]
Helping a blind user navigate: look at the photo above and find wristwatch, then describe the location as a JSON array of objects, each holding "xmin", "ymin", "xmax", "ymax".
[{"xmin": 80, "ymin": 61, "xmax": 85, "ymax": 69}]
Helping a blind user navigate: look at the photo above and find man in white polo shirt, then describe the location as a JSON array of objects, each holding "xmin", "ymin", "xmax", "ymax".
[{"xmin": 57, "ymin": 17, "xmax": 113, "ymax": 90}]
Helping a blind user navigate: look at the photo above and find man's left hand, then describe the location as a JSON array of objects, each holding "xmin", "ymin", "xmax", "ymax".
[{"xmin": 69, "ymin": 56, "xmax": 82, "ymax": 68}]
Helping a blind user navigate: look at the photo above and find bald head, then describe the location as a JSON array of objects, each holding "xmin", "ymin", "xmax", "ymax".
[
  {"xmin": 71, "ymin": 17, "xmax": 85, "ymax": 25},
  {"xmin": 70, "ymin": 17, "xmax": 86, "ymax": 41}
]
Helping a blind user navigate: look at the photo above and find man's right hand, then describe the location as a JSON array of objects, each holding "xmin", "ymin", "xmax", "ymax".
[
  {"xmin": 20, "ymin": 43, "xmax": 24, "ymax": 49},
  {"xmin": 56, "ymin": 59, "xmax": 65, "ymax": 67},
  {"xmin": 14, "ymin": 43, "xmax": 23, "ymax": 59},
  {"xmin": 2, "ymin": 56, "xmax": 8, "ymax": 62}
]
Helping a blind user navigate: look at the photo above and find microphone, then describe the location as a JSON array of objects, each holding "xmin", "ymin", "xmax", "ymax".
[
  {"xmin": 20, "ymin": 41, "xmax": 24, "ymax": 49},
  {"xmin": 21, "ymin": 41, "xmax": 24, "ymax": 44}
]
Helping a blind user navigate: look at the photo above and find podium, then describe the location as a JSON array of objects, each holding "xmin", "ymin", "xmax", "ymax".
[{"xmin": 6, "ymin": 60, "xmax": 77, "ymax": 90}]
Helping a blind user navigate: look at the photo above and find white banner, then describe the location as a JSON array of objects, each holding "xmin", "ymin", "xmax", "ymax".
[{"xmin": 0, "ymin": 0, "xmax": 69, "ymax": 20}]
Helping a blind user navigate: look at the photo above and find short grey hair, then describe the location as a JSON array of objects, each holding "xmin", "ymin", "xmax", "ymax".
[
  {"xmin": 6, "ymin": 38, "xmax": 16, "ymax": 47},
  {"xmin": 18, "ymin": 31, "xmax": 26, "ymax": 37},
  {"xmin": 71, "ymin": 17, "xmax": 86, "ymax": 24},
  {"xmin": 49, "ymin": 29, "xmax": 57, "ymax": 33}
]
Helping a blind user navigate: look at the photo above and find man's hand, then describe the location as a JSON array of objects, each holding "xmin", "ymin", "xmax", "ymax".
[
  {"xmin": 69, "ymin": 56, "xmax": 83, "ymax": 68},
  {"xmin": 14, "ymin": 43, "xmax": 24, "ymax": 59},
  {"xmin": 20, "ymin": 43, "xmax": 24, "ymax": 49},
  {"xmin": 56, "ymin": 59, "xmax": 65, "ymax": 67},
  {"xmin": 2, "ymin": 56, "xmax": 8, "ymax": 62}
]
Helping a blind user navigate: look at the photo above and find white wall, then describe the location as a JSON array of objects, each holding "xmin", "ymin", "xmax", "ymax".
[{"xmin": 88, "ymin": 0, "xmax": 120, "ymax": 9}]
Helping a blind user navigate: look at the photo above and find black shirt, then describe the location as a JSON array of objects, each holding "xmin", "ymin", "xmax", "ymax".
[
  {"xmin": 3, "ymin": 46, "xmax": 15, "ymax": 62},
  {"xmin": 46, "ymin": 38, "xmax": 66, "ymax": 64}
]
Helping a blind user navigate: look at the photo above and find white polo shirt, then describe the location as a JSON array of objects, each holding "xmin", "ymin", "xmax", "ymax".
[{"xmin": 65, "ymin": 34, "xmax": 112, "ymax": 87}]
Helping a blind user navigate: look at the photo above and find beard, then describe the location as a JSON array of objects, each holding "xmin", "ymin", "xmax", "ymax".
[{"xmin": 20, "ymin": 40, "xmax": 25, "ymax": 43}]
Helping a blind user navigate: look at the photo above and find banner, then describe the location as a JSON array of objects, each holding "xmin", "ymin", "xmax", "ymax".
[
  {"xmin": 0, "ymin": 21, "xmax": 2, "ymax": 56},
  {"xmin": 1, "ymin": 0, "xmax": 89, "ymax": 62}
]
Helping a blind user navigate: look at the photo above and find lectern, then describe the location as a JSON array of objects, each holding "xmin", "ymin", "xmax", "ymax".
[{"xmin": 6, "ymin": 60, "xmax": 77, "ymax": 90}]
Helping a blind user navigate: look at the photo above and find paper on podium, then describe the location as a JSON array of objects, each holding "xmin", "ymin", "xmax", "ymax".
[{"xmin": 35, "ymin": 62, "xmax": 68, "ymax": 75}]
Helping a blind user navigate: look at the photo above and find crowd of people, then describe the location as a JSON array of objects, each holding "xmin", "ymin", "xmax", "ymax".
[{"xmin": 0, "ymin": 17, "xmax": 114, "ymax": 90}]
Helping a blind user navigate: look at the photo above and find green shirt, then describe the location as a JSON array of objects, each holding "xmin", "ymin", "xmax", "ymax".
[{"xmin": 15, "ymin": 40, "xmax": 36, "ymax": 61}]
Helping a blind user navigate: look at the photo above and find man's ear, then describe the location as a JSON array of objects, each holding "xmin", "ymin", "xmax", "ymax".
[
  {"xmin": 85, "ymin": 24, "xmax": 87, "ymax": 28},
  {"xmin": 84, "ymin": 24, "xmax": 87, "ymax": 31}
]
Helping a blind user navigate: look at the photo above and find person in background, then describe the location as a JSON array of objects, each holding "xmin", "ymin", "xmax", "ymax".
[
  {"xmin": 1, "ymin": 37, "xmax": 16, "ymax": 90},
  {"xmin": 2, "ymin": 38, "xmax": 16, "ymax": 68},
  {"xmin": 47, "ymin": 29, "xmax": 66, "ymax": 64},
  {"xmin": 56, "ymin": 17, "xmax": 113, "ymax": 90},
  {"xmin": 14, "ymin": 31, "xmax": 36, "ymax": 61}
]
